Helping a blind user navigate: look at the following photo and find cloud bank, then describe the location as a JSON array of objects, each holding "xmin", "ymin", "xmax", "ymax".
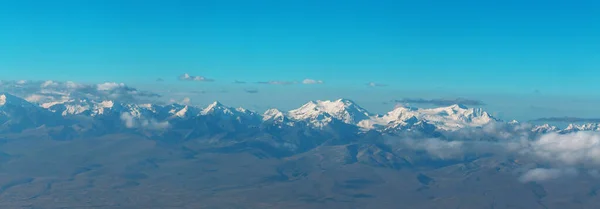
[
  {"xmin": 390, "ymin": 126, "xmax": 600, "ymax": 182},
  {"xmin": 0, "ymin": 80, "xmax": 161, "ymax": 105}
]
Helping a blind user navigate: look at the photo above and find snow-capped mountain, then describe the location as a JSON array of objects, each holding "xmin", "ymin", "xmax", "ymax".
[
  {"xmin": 0, "ymin": 94, "xmax": 596, "ymax": 136},
  {"xmin": 47, "ymin": 100, "xmax": 146, "ymax": 118},
  {"xmin": 383, "ymin": 116, "xmax": 438, "ymax": 134},
  {"xmin": 151, "ymin": 104, "xmax": 200, "ymax": 120},
  {"xmin": 263, "ymin": 108, "xmax": 294, "ymax": 124},
  {"xmin": 561, "ymin": 123, "xmax": 600, "ymax": 133},
  {"xmin": 532, "ymin": 124, "xmax": 559, "ymax": 133},
  {"xmin": 358, "ymin": 104, "xmax": 496, "ymax": 131},
  {"xmin": 288, "ymin": 99, "xmax": 372, "ymax": 128},
  {"xmin": 200, "ymin": 101, "xmax": 260, "ymax": 123},
  {"xmin": 0, "ymin": 93, "xmax": 65, "ymax": 132}
]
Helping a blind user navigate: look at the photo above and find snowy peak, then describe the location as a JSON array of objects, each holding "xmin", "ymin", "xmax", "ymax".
[
  {"xmin": 0, "ymin": 93, "xmax": 36, "ymax": 108},
  {"xmin": 263, "ymin": 108, "xmax": 286, "ymax": 121},
  {"xmin": 262, "ymin": 108, "xmax": 295, "ymax": 127},
  {"xmin": 381, "ymin": 105, "xmax": 419, "ymax": 122},
  {"xmin": 173, "ymin": 105, "xmax": 189, "ymax": 118},
  {"xmin": 532, "ymin": 124, "xmax": 559, "ymax": 133},
  {"xmin": 201, "ymin": 101, "xmax": 233, "ymax": 115},
  {"xmin": 360, "ymin": 104, "xmax": 496, "ymax": 131},
  {"xmin": 563, "ymin": 123, "xmax": 600, "ymax": 132},
  {"xmin": 384, "ymin": 116, "xmax": 437, "ymax": 133},
  {"xmin": 199, "ymin": 101, "xmax": 259, "ymax": 123},
  {"xmin": 288, "ymin": 99, "xmax": 372, "ymax": 125}
]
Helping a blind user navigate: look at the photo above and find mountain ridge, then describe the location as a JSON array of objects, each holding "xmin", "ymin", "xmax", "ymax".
[{"xmin": 0, "ymin": 93, "xmax": 595, "ymax": 136}]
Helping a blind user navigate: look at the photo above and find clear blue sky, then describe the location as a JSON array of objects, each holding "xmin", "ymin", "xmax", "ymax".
[{"xmin": 1, "ymin": 0, "xmax": 599, "ymax": 120}]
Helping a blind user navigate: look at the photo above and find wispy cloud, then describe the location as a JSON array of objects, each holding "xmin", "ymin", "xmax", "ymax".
[
  {"xmin": 120, "ymin": 112, "xmax": 170, "ymax": 130},
  {"xmin": 393, "ymin": 98, "xmax": 486, "ymax": 106},
  {"xmin": 519, "ymin": 168, "xmax": 578, "ymax": 183},
  {"xmin": 257, "ymin": 81, "xmax": 297, "ymax": 85},
  {"xmin": 367, "ymin": 82, "xmax": 387, "ymax": 87},
  {"xmin": 156, "ymin": 78, "xmax": 165, "ymax": 82},
  {"xmin": 244, "ymin": 89, "xmax": 259, "ymax": 94},
  {"xmin": 178, "ymin": 73, "xmax": 214, "ymax": 82},
  {"xmin": 302, "ymin": 79, "xmax": 324, "ymax": 84},
  {"xmin": 401, "ymin": 138, "xmax": 465, "ymax": 159},
  {"xmin": 530, "ymin": 117, "xmax": 600, "ymax": 123},
  {"xmin": 234, "ymin": 80, "xmax": 247, "ymax": 84}
]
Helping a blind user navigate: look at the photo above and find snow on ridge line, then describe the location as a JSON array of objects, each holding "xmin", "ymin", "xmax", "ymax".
[
  {"xmin": 2, "ymin": 94, "xmax": 600, "ymax": 134},
  {"xmin": 33, "ymin": 97, "xmax": 498, "ymax": 131},
  {"xmin": 288, "ymin": 99, "xmax": 373, "ymax": 125}
]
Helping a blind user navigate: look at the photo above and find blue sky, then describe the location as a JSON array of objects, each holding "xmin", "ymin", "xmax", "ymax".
[{"xmin": 1, "ymin": 0, "xmax": 599, "ymax": 120}]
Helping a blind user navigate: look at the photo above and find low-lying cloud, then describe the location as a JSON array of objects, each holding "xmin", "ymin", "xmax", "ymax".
[
  {"xmin": 393, "ymin": 98, "xmax": 486, "ymax": 106},
  {"xmin": 519, "ymin": 168, "xmax": 578, "ymax": 182},
  {"xmin": 521, "ymin": 132, "xmax": 600, "ymax": 166},
  {"xmin": 390, "ymin": 126, "xmax": 600, "ymax": 182},
  {"xmin": 120, "ymin": 112, "xmax": 170, "ymax": 130},
  {"xmin": 401, "ymin": 138, "xmax": 464, "ymax": 159}
]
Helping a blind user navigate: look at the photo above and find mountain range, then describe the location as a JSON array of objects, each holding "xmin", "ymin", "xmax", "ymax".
[
  {"xmin": 2, "ymin": 92, "xmax": 600, "ymax": 208},
  {"xmin": 1, "ymin": 93, "xmax": 596, "ymax": 136}
]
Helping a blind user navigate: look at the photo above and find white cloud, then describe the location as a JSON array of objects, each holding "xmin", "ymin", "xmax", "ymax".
[
  {"xmin": 25, "ymin": 94, "xmax": 54, "ymax": 103},
  {"xmin": 391, "ymin": 130, "xmax": 600, "ymax": 182},
  {"xmin": 120, "ymin": 112, "xmax": 170, "ymax": 130},
  {"xmin": 41, "ymin": 80, "xmax": 59, "ymax": 88},
  {"xmin": 401, "ymin": 138, "xmax": 465, "ymax": 159},
  {"xmin": 0, "ymin": 80, "xmax": 161, "ymax": 105},
  {"xmin": 97, "ymin": 82, "xmax": 126, "ymax": 91},
  {"xmin": 519, "ymin": 168, "xmax": 578, "ymax": 182},
  {"xmin": 178, "ymin": 73, "xmax": 214, "ymax": 82},
  {"xmin": 367, "ymin": 82, "xmax": 387, "ymax": 87},
  {"xmin": 181, "ymin": 97, "xmax": 191, "ymax": 105},
  {"xmin": 521, "ymin": 132, "xmax": 600, "ymax": 166},
  {"xmin": 302, "ymin": 79, "xmax": 324, "ymax": 84}
]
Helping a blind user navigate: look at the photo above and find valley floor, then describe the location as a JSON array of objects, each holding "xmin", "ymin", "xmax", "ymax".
[{"xmin": 0, "ymin": 134, "xmax": 598, "ymax": 209}]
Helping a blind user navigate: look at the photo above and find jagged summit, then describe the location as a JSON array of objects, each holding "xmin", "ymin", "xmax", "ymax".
[
  {"xmin": 0, "ymin": 93, "xmax": 33, "ymax": 107},
  {"xmin": 201, "ymin": 101, "xmax": 231, "ymax": 115},
  {"xmin": 289, "ymin": 99, "xmax": 372, "ymax": 126},
  {"xmin": 263, "ymin": 108, "xmax": 285, "ymax": 121},
  {"xmin": 357, "ymin": 103, "xmax": 496, "ymax": 131},
  {"xmin": 562, "ymin": 123, "xmax": 600, "ymax": 133}
]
